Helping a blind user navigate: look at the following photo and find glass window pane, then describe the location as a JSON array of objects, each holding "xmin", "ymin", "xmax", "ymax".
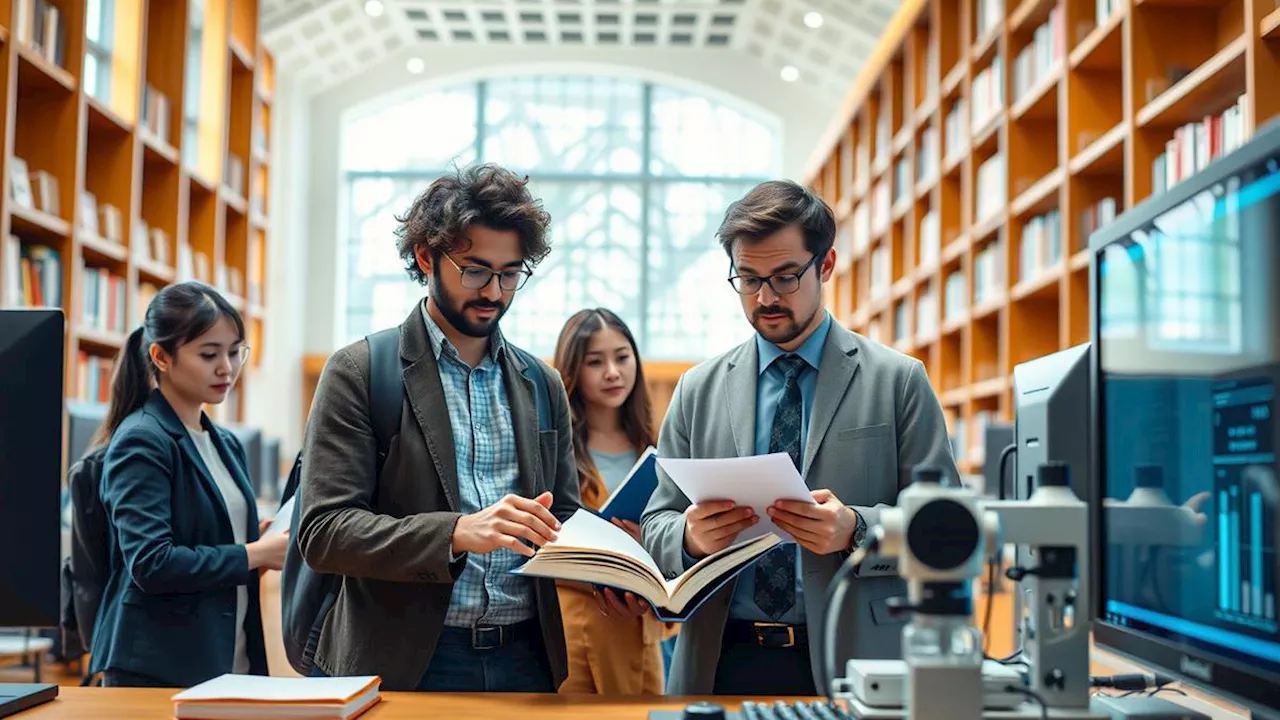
[
  {"xmin": 83, "ymin": 52, "xmax": 99, "ymax": 100},
  {"xmin": 343, "ymin": 85, "xmax": 478, "ymax": 171},
  {"xmin": 87, "ymin": 0, "xmax": 105, "ymax": 45},
  {"xmin": 340, "ymin": 75, "xmax": 779, "ymax": 360},
  {"xmin": 483, "ymin": 76, "xmax": 643, "ymax": 176},
  {"xmin": 649, "ymin": 86, "xmax": 777, "ymax": 178}
]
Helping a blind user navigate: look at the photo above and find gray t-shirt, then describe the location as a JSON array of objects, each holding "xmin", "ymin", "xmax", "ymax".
[{"xmin": 590, "ymin": 447, "xmax": 640, "ymax": 494}]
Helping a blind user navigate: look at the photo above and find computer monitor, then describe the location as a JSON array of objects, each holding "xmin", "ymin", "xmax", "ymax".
[
  {"xmin": 980, "ymin": 421, "xmax": 1014, "ymax": 498},
  {"xmin": 0, "ymin": 309, "xmax": 64, "ymax": 714},
  {"xmin": 1092, "ymin": 119, "xmax": 1280, "ymax": 717}
]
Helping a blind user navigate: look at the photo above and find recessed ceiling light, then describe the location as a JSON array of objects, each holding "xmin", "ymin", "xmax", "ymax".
[
  {"xmin": 780, "ymin": 65, "xmax": 800, "ymax": 82},
  {"xmin": 406, "ymin": 57, "xmax": 425, "ymax": 74},
  {"xmin": 804, "ymin": 11, "xmax": 824, "ymax": 28},
  {"xmin": 364, "ymin": 0, "xmax": 385, "ymax": 17}
]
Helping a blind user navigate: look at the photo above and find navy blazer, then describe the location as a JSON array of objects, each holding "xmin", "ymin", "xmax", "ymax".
[{"xmin": 90, "ymin": 389, "xmax": 268, "ymax": 686}]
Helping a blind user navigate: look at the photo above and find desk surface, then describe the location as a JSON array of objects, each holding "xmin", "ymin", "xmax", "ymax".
[{"xmin": 18, "ymin": 688, "xmax": 785, "ymax": 719}]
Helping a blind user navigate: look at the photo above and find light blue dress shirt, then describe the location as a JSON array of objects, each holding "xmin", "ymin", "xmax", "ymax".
[
  {"xmin": 422, "ymin": 306, "xmax": 535, "ymax": 628},
  {"xmin": 727, "ymin": 311, "xmax": 833, "ymax": 624}
]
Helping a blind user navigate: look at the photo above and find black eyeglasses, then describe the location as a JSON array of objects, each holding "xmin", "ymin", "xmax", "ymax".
[
  {"xmin": 728, "ymin": 254, "xmax": 820, "ymax": 295},
  {"xmin": 443, "ymin": 253, "xmax": 533, "ymax": 291}
]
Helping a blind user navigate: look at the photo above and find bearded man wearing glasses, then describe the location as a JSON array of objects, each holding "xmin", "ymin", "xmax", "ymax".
[
  {"xmin": 641, "ymin": 180, "xmax": 960, "ymax": 696},
  {"xmin": 296, "ymin": 164, "xmax": 582, "ymax": 692}
]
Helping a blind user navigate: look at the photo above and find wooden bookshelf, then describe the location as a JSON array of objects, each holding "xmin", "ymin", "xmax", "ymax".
[
  {"xmin": 0, "ymin": 0, "xmax": 275, "ymax": 428},
  {"xmin": 807, "ymin": 0, "xmax": 1280, "ymax": 474}
]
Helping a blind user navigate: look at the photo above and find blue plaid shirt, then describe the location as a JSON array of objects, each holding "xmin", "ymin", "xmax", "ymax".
[{"xmin": 422, "ymin": 306, "xmax": 535, "ymax": 628}]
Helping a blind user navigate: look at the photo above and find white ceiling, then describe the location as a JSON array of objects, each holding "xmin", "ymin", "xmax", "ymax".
[{"xmin": 261, "ymin": 0, "xmax": 900, "ymax": 97}]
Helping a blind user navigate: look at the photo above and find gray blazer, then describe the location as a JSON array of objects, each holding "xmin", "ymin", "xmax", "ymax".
[
  {"xmin": 641, "ymin": 319, "xmax": 958, "ymax": 694},
  {"xmin": 295, "ymin": 305, "xmax": 581, "ymax": 691}
]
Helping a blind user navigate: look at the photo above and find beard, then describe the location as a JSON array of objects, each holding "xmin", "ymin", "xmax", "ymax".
[
  {"xmin": 431, "ymin": 264, "xmax": 510, "ymax": 338},
  {"xmin": 751, "ymin": 298, "xmax": 819, "ymax": 347}
]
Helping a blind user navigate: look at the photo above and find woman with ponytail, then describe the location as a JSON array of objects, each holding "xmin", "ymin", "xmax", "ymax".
[
  {"xmin": 89, "ymin": 281, "xmax": 289, "ymax": 687},
  {"xmin": 552, "ymin": 309, "xmax": 671, "ymax": 695}
]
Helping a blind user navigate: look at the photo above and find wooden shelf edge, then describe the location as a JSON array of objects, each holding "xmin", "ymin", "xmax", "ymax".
[
  {"xmin": 141, "ymin": 132, "xmax": 180, "ymax": 166},
  {"xmin": 136, "ymin": 259, "xmax": 177, "ymax": 283},
  {"xmin": 1262, "ymin": 6, "xmax": 1280, "ymax": 39},
  {"xmin": 1009, "ymin": 0, "xmax": 1053, "ymax": 34},
  {"xmin": 1069, "ymin": 123, "xmax": 1127, "ymax": 175},
  {"xmin": 1011, "ymin": 167, "xmax": 1065, "ymax": 217},
  {"xmin": 1010, "ymin": 67, "xmax": 1061, "ymax": 123},
  {"xmin": 971, "ymin": 376, "xmax": 1008, "ymax": 399},
  {"xmin": 942, "ymin": 64, "xmax": 966, "ymax": 97},
  {"xmin": 1011, "ymin": 264, "xmax": 1065, "ymax": 301},
  {"xmin": 230, "ymin": 38, "xmax": 256, "ymax": 70},
  {"xmin": 76, "ymin": 326, "xmax": 126, "ymax": 350},
  {"xmin": 1069, "ymin": 249, "xmax": 1091, "ymax": 271},
  {"xmin": 16, "ymin": 43, "xmax": 76, "ymax": 93},
  {"xmin": 85, "ymin": 95, "xmax": 131, "ymax": 134},
  {"xmin": 1069, "ymin": 10, "xmax": 1125, "ymax": 70},
  {"xmin": 972, "ymin": 27, "xmax": 1002, "ymax": 65},
  {"xmin": 78, "ymin": 233, "xmax": 129, "ymax": 262},
  {"xmin": 10, "ymin": 204, "xmax": 71, "ymax": 238},
  {"xmin": 1135, "ymin": 36, "xmax": 1247, "ymax": 128}
]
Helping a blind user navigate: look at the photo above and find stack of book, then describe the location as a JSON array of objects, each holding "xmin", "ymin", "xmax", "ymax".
[{"xmin": 171, "ymin": 675, "xmax": 382, "ymax": 720}]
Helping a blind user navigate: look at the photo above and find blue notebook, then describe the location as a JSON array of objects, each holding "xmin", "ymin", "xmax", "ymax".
[{"xmin": 596, "ymin": 446, "xmax": 659, "ymax": 524}]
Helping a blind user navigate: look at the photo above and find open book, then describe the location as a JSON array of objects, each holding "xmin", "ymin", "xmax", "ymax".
[
  {"xmin": 513, "ymin": 509, "xmax": 781, "ymax": 622},
  {"xmin": 596, "ymin": 446, "xmax": 658, "ymax": 523}
]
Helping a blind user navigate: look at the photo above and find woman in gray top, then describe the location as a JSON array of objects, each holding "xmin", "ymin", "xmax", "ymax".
[{"xmin": 554, "ymin": 308, "xmax": 672, "ymax": 695}]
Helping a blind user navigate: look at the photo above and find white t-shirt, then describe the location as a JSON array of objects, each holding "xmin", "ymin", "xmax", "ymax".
[{"xmin": 187, "ymin": 427, "xmax": 251, "ymax": 675}]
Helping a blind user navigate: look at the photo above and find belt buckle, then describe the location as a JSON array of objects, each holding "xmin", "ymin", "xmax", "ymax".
[
  {"xmin": 471, "ymin": 625, "xmax": 502, "ymax": 650},
  {"xmin": 753, "ymin": 621, "xmax": 795, "ymax": 649}
]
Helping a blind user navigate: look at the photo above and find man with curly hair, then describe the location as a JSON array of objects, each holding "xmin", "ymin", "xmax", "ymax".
[{"xmin": 296, "ymin": 164, "xmax": 583, "ymax": 692}]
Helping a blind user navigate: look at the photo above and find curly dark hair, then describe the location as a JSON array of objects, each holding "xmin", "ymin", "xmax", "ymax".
[{"xmin": 395, "ymin": 163, "xmax": 553, "ymax": 285}]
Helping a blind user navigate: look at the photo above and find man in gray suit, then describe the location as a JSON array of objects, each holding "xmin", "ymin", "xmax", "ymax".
[
  {"xmin": 296, "ymin": 164, "xmax": 603, "ymax": 692},
  {"xmin": 641, "ymin": 180, "xmax": 959, "ymax": 696}
]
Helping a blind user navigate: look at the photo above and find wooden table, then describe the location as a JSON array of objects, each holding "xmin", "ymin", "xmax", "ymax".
[{"xmin": 18, "ymin": 687, "xmax": 783, "ymax": 719}]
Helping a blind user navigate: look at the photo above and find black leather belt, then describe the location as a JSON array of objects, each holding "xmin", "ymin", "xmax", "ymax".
[
  {"xmin": 443, "ymin": 619, "xmax": 539, "ymax": 650},
  {"xmin": 724, "ymin": 620, "xmax": 809, "ymax": 649}
]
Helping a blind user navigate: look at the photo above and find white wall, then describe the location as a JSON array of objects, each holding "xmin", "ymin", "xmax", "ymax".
[{"xmin": 248, "ymin": 46, "xmax": 836, "ymax": 456}]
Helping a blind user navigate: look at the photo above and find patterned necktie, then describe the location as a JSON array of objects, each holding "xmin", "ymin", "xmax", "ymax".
[{"xmin": 754, "ymin": 354, "xmax": 807, "ymax": 620}]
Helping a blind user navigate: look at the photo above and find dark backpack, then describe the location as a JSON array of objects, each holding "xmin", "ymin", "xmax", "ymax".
[
  {"xmin": 278, "ymin": 328, "xmax": 551, "ymax": 675},
  {"xmin": 59, "ymin": 445, "xmax": 110, "ymax": 669}
]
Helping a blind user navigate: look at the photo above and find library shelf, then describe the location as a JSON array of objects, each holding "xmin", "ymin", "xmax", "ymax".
[
  {"xmin": 804, "ymin": 0, "xmax": 1280, "ymax": 473},
  {"xmin": 0, "ymin": 0, "xmax": 276, "ymax": 435}
]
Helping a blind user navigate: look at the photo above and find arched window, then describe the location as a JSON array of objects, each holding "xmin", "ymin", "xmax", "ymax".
[{"xmin": 340, "ymin": 73, "xmax": 780, "ymax": 359}]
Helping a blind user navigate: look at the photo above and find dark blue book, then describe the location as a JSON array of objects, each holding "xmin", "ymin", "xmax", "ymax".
[{"xmin": 596, "ymin": 446, "xmax": 659, "ymax": 524}]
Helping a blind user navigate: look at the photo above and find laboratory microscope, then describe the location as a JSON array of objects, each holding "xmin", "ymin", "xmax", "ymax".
[{"xmin": 829, "ymin": 462, "xmax": 1104, "ymax": 720}]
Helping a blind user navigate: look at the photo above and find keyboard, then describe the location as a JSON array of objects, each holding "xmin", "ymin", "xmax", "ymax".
[
  {"xmin": 648, "ymin": 700, "xmax": 855, "ymax": 720},
  {"xmin": 740, "ymin": 701, "xmax": 854, "ymax": 720}
]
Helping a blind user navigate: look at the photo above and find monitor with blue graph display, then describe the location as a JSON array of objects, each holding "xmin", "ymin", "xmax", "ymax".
[{"xmin": 1092, "ymin": 118, "xmax": 1280, "ymax": 718}]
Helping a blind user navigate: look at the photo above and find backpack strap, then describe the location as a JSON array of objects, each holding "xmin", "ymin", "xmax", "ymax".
[
  {"xmin": 510, "ymin": 346, "xmax": 551, "ymax": 433},
  {"xmin": 365, "ymin": 327, "xmax": 405, "ymax": 469}
]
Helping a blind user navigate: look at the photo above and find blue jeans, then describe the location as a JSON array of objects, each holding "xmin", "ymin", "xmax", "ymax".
[
  {"xmin": 661, "ymin": 635, "xmax": 677, "ymax": 684},
  {"xmin": 310, "ymin": 621, "xmax": 554, "ymax": 693}
]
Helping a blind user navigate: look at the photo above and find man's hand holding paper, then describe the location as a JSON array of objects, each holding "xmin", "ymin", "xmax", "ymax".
[{"xmin": 657, "ymin": 453, "xmax": 820, "ymax": 556}]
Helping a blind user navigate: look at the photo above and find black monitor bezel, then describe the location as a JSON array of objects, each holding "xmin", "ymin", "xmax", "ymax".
[{"xmin": 1089, "ymin": 117, "xmax": 1280, "ymax": 716}]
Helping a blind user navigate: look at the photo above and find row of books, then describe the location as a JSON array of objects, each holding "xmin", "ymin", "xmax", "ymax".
[
  {"xmin": 77, "ymin": 264, "xmax": 129, "ymax": 336},
  {"xmin": 916, "ymin": 284, "xmax": 939, "ymax": 339},
  {"xmin": 918, "ymin": 209, "xmax": 941, "ymax": 269},
  {"xmin": 944, "ymin": 268, "xmax": 967, "ymax": 324},
  {"xmin": 1151, "ymin": 96, "xmax": 1250, "ymax": 196},
  {"xmin": 875, "ymin": 112, "xmax": 892, "ymax": 169},
  {"xmin": 945, "ymin": 98, "xmax": 968, "ymax": 167},
  {"xmin": 976, "ymin": 154, "xmax": 1007, "ymax": 226},
  {"xmin": 974, "ymin": 0, "xmax": 1004, "ymax": 42},
  {"xmin": 1019, "ymin": 208, "xmax": 1064, "ymax": 283},
  {"xmin": 972, "ymin": 55, "xmax": 1004, "ymax": 133},
  {"xmin": 869, "ymin": 244, "xmax": 892, "ymax": 301},
  {"xmin": 1078, "ymin": 197, "xmax": 1118, "ymax": 254},
  {"xmin": 2, "ymin": 237, "xmax": 61, "ymax": 309},
  {"xmin": 15, "ymin": 0, "xmax": 67, "ymax": 69},
  {"xmin": 894, "ymin": 297, "xmax": 911, "ymax": 343},
  {"xmin": 973, "ymin": 239, "xmax": 1004, "ymax": 307},
  {"xmin": 1012, "ymin": 6, "xmax": 1064, "ymax": 104},
  {"xmin": 75, "ymin": 352, "xmax": 114, "ymax": 405},
  {"xmin": 917, "ymin": 124, "xmax": 939, "ymax": 186},
  {"xmin": 871, "ymin": 178, "xmax": 892, "ymax": 237},
  {"xmin": 894, "ymin": 155, "xmax": 912, "ymax": 207}
]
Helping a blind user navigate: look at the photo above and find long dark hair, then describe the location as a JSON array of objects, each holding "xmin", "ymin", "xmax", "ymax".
[
  {"xmin": 553, "ymin": 309, "xmax": 656, "ymax": 509},
  {"xmin": 92, "ymin": 281, "xmax": 246, "ymax": 447}
]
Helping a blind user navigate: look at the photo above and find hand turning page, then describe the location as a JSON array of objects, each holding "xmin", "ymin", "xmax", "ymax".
[{"xmin": 513, "ymin": 509, "xmax": 780, "ymax": 622}]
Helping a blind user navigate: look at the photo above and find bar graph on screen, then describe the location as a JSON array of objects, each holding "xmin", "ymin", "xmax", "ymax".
[{"xmin": 1213, "ymin": 377, "xmax": 1277, "ymax": 633}]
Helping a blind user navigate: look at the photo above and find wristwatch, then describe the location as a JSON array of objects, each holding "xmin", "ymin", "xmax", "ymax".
[{"xmin": 849, "ymin": 508, "xmax": 868, "ymax": 550}]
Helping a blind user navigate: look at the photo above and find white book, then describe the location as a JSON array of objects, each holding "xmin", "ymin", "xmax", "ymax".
[
  {"xmin": 172, "ymin": 674, "xmax": 381, "ymax": 720},
  {"xmin": 513, "ymin": 508, "xmax": 780, "ymax": 622}
]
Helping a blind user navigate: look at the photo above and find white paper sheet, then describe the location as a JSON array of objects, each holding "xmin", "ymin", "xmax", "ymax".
[
  {"xmin": 262, "ymin": 497, "xmax": 295, "ymax": 537},
  {"xmin": 656, "ymin": 453, "xmax": 816, "ymax": 542}
]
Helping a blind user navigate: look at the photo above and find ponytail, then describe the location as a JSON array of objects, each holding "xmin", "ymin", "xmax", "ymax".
[{"xmin": 91, "ymin": 326, "xmax": 154, "ymax": 449}]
